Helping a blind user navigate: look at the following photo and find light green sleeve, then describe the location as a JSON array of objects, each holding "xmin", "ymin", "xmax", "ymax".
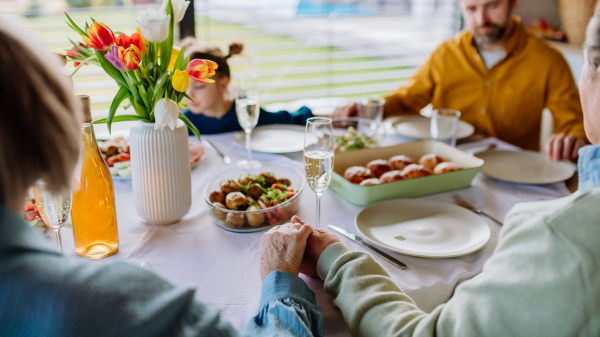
[{"xmin": 317, "ymin": 193, "xmax": 598, "ymax": 337}]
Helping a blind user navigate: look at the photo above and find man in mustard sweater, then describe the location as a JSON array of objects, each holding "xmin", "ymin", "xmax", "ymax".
[{"xmin": 334, "ymin": 0, "xmax": 587, "ymax": 160}]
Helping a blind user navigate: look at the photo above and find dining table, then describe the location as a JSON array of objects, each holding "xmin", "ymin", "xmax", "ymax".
[{"xmin": 55, "ymin": 130, "xmax": 573, "ymax": 336}]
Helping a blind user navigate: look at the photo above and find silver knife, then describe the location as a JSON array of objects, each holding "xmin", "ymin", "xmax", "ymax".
[
  {"xmin": 202, "ymin": 139, "xmax": 231, "ymax": 165},
  {"xmin": 327, "ymin": 225, "xmax": 407, "ymax": 270}
]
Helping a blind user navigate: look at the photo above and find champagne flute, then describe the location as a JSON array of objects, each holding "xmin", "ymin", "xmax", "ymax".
[
  {"xmin": 234, "ymin": 75, "xmax": 262, "ymax": 169},
  {"xmin": 32, "ymin": 181, "xmax": 71, "ymax": 253},
  {"xmin": 304, "ymin": 117, "xmax": 335, "ymax": 229}
]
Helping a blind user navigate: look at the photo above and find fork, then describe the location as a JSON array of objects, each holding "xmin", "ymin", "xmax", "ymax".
[{"xmin": 452, "ymin": 194, "xmax": 503, "ymax": 226}]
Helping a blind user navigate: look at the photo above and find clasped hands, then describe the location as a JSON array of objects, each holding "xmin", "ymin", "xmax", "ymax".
[{"xmin": 259, "ymin": 216, "xmax": 340, "ymax": 281}]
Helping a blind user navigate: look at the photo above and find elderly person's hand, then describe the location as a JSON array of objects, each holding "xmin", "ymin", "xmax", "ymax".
[
  {"xmin": 290, "ymin": 216, "xmax": 341, "ymax": 278},
  {"xmin": 545, "ymin": 133, "xmax": 588, "ymax": 161},
  {"xmin": 331, "ymin": 103, "xmax": 358, "ymax": 118},
  {"xmin": 259, "ymin": 222, "xmax": 313, "ymax": 281}
]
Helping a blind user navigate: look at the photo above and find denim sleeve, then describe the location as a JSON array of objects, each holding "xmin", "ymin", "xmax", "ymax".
[
  {"xmin": 245, "ymin": 271, "xmax": 324, "ymax": 337},
  {"xmin": 257, "ymin": 106, "xmax": 315, "ymax": 127}
]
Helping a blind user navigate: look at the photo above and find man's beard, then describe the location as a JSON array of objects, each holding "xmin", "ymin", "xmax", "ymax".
[{"xmin": 474, "ymin": 22, "xmax": 507, "ymax": 45}]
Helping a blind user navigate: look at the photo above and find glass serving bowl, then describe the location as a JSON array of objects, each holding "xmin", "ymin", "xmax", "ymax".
[
  {"xmin": 331, "ymin": 117, "xmax": 386, "ymax": 153},
  {"xmin": 204, "ymin": 161, "xmax": 305, "ymax": 233}
]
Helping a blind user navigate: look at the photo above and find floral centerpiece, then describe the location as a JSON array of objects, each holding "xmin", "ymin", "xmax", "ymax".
[
  {"xmin": 64, "ymin": 0, "xmax": 211, "ymax": 225},
  {"xmin": 64, "ymin": 0, "xmax": 214, "ymax": 138}
]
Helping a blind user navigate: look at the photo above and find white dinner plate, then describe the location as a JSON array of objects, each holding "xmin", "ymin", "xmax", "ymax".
[
  {"xmin": 233, "ymin": 125, "xmax": 316, "ymax": 153},
  {"xmin": 476, "ymin": 150, "xmax": 575, "ymax": 184},
  {"xmin": 387, "ymin": 116, "xmax": 475, "ymax": 140},
  {"xmin": 355, "ymin": 199, "xmax": 490, "ymax": 258},
  {"xmin": 111, "ymin": 152, "xmax": 206, "ymax": 181}
]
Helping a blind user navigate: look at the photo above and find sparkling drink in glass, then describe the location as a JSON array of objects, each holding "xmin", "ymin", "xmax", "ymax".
[
  {"xmin": 234, "ymin": 75, "xmax": 262, "ymax": 169},
  {"xmin": 33, "ymin": 181, "xmax": 71, "ymax": 253},
  {"xmin": 430, "ymin": 109, "xmax": 461, "ymax": 147},
  {"xmin": 304, "ymin": 117, "xmax": 334, "ymax": 228}
]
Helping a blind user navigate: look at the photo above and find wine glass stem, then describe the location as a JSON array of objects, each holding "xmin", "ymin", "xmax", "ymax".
[
  {"xmin": 245, "ymin": 129, "xmax": 253, "ymax": 162},
  {"xmin": 53, "ymin": 228, "xmax": 63, "ymax": 253},
  {"xmin": 315, "ymin": 192, "xmax": 322, "ymax": 229}
]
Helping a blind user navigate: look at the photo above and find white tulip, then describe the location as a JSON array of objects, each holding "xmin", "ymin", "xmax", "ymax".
[
  {"xmin": 154, "ymin": 97, "xmax": 179, "ymax": 131},
  {"xmin": 136, "ymin": 8, "xmax": 170, "ymax": 44},
  {"xmin": 163, "ymin": 0, "xmax": 190, "ymax": 23}
]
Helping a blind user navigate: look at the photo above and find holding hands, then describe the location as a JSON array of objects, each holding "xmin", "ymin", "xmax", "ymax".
[{"xmin": 259, "ymin": 216, "xmax": 340, "ymax": 281}]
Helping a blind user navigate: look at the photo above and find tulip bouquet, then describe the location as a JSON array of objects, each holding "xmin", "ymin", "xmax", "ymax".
[{"xmin": 64, "ymin": 0, "xmax": 214, "ymax": 139}]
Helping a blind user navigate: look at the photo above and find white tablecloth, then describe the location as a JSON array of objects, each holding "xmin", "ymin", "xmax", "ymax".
[{"xmin": 57, "ymin": 133, "xmax": 571, "ymax": 336}]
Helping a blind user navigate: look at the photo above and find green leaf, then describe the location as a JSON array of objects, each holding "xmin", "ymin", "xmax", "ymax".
[
  {"xmin": 106, "ymin": 87, "xmax": 131, "ymax": 133},
  {"xmin": 183, "ymin": 56, "xmax": 190, "ymax": 70},
  {"xmin": 160, "ymin": 0, "xmax": 174, "ymax": 72},
  {"xmin": 94, "ymin": 49, "xmax": 127, "ymax": 88},
  {"xmin": 147, "ymin": 62, "xmax": 156, "ymax": 70},
  {"xmin": 64, "ymin": 13, "xmax": 87, "ymax": 37},
  {"xmin": 130, "ymin": 98, "xmax": 150, "ymax": 120},
  {"xmin": 153, "ymin": 72, "xmax": 170, "ymax": 98},
  {"xmin": 90, "ymin": 16, "xmax": 96, "ymax": 23},
  {"xmin": 182, "ymin": 92, "xmax": 196, "ymax": 103},
  {"xmin": 179, "ymin": 112, "xmax": 201, "ymax": 142},
  {"xmin": 114, "ymin": 31, "xmax": 124, "ymax": 35},
  {"xmin": 70, "ymin": 55, "xmax": 97, "ymax": 76},
  {"xmin": 153, "ymin": 85, "xmax": 166, "ymax": 102},
  {"xmin": 93, "ymin": 115, "xmax": 149, "ymax": 124},
  {"xmin": 68, "ymin": 38, "xmax": 92, "ymax": 57},
  {"xmin": 172, "ymin": 45, "xmax": 185, "ymax": 73}
]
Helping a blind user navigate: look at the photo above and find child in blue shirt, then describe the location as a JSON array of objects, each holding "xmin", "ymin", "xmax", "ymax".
[{"xmin": 181, "ymin": 41, "xmax": 314, "ymax": 135}]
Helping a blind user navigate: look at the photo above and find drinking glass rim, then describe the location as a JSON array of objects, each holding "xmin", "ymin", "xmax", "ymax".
[
  {"xmin": 360, "ymin": 97, "xmax": 385, "ymax": 106},
  {"xmin": 432, "ymin": 109, "xmax": 461, "ymax": 117},
  {"xmin": 307, "ymin": 117, "xmax": 332, "ymax": 124}
]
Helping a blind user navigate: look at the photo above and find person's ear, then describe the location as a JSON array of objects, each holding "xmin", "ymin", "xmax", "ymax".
[{"xmin": 220, "ymin": 76, "xmax": 230, "ymax": 92}]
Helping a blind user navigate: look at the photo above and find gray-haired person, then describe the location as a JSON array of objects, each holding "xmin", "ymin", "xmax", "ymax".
[{"xmin": 0, "ymin": 17, "xmax": 324, "ymax": 337}]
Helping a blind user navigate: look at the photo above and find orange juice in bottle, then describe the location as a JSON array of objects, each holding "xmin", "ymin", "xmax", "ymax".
[{"xmin": 71, "ymin": 95, "xmax": 119, "ymax": 259}]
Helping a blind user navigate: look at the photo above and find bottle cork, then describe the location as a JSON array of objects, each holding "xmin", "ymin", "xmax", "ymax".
[{"xmin": 77, "ymin": 95, "xmax": 93, "ymax": 123}]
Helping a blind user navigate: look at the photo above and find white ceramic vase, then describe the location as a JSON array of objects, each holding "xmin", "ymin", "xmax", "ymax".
[{"xmin": 129, "ymin": 120, "xmax": 191, "ymax": 225}]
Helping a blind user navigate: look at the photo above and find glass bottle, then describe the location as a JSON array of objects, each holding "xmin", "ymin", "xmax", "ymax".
[{"xmin": 71, "ymin": 95, "xmax": 119, "ymax": 259}]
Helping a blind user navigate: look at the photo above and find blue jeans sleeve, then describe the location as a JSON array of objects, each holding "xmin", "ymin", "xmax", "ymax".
[{"xmin": 245, "ymin": 271, "xmax": 324, "ymax": 337}]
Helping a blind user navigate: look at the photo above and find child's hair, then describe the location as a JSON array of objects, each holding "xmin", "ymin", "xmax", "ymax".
[{"xmin": 181, "ymin": 38, "xmax": 244, "ymax": 79}]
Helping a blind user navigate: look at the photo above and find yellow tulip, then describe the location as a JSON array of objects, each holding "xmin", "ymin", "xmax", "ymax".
[
  {"xmin": 168, "ymin": 47, "xmax": 180, "ymax": 71},
  {"xmin": 172, "ymin": 69, "xmax": 190, "ymax": 92},
  {"xmin": 136, "ymin": 27, "xmax": 149, "ymax": 55}
]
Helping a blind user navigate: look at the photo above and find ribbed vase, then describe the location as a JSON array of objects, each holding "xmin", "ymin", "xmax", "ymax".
[{"xmin": 129, "ymin": 120, "xmax": 191, "ymax": 225}]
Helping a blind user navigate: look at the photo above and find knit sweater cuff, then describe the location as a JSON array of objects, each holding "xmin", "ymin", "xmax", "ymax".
[{"xmin": 316, "ymin": 242, "xmax": 350, "ymax": 280}]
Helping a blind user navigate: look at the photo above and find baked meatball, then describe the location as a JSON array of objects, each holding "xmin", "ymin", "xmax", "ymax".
[
  {"xmin": 238, "ymin": 174, "xmax": 257, "ymax": 186},
  {"xmin": 380, "ymin": 170, "xmax": 406, "ymax": 183},
  {"xmin": 220, "ymin": 179, "xmax": 241, "ymax": 194},
  {"xmin": 402, "ymin": 164, "xmax": 432, "ymax": 179},
  {"xmin": 389, "ymin": 155, "xmax": 416, "ymax": 171},
  {"xmin": 246, "ymin": 183, "xmax": 264, "ymax": 200},
  {"xmin": 359, "ymin": 178, "xmax": 382, "ymax": 186},
  {"xmin": 246, "ymin": 205, "xmax": 266, "ymax": 227},
  {"xmin": 260, "ymin": 172, "xmax": 277, "ymax": 187},
  {"xmin": 366, "ymin": 159, "xmax": 392, "ymax": 178},
  {"xmin": 418, "ymin": 154, "xmax": 444, "ymax": 171},
  {"xmin": 209, "ymin": 190, "xmax": 225, "ymax": 204},
  {"xmin": 226, "ymin": 213, "xmax": 245, "ymax": 229},
  {"xmin": 212, "ymin": 202, "xmax": 227, "ymax": 220},
  {"xmin": 276, "ymin": 177, "xmax": 291, "ymax": 186},
  {"xmin": 433, "ymin": 162, "xmax": 463, "ymax": 174},
  {"xmin": 343, "ymin": 166, "xmax": 373, "ymax": 184},
  {"xmin": 226, "ymin": 192, "xmax": 247, "ymax": 210}
]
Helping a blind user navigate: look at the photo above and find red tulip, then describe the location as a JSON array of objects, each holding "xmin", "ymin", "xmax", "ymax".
[
  {"xmin": 66, "ymin": 42, "xmax": 89, "ymax": 67},
  {"xmin": 186, "ymin": 59, "xmax": 218, "ymax": 83},
  {"xmin": 82, "ymin": 22, "xmax": 115, "ymax": 51},
  {"xmin": 115, "ymin": 32, "xmax": 144, "ymax": 53},
  {"xmin": 118, "ymin": 44, "xmax": 142, "ymax": 70}
]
